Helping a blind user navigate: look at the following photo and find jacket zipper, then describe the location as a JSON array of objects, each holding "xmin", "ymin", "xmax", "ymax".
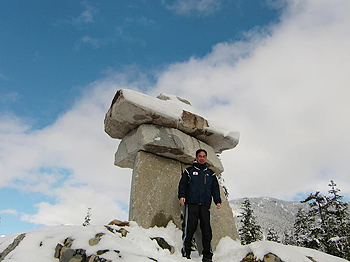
[{"xmin": 204, "ymin": 175, "xmax": 206, "ymax": 184}]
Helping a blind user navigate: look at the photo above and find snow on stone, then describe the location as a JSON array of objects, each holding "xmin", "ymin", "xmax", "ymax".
[
  {"xmin": 0, "ymin": 222, "xmax": 347, "ymax": 262},
  {"xmin": 122, "ymin": 89, "xmax": 184, "ymax": 121},
  {"xmin": 156, "ymin": 93, "xmax": 197, "ymax": 114},
  {"xmin": 123, "ymin": 89, "xmax": 239, "ymax": 142},
  {"xmin": 206, "ymin": 120, "xmax": 240, "ymax": 142}
]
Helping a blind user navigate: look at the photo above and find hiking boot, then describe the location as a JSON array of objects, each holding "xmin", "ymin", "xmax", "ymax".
[
  {"xmin": 181, "ymin": 248, "xmax": 191, "ymax": 259},
  {"xmin": 202, "ymin": 257, "xmax": 213, "ymax": 262}
]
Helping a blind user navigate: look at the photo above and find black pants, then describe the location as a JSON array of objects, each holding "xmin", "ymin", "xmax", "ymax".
[{"xmin": 183, "ymin": 204, "xmax": 213, "ymax": 259}]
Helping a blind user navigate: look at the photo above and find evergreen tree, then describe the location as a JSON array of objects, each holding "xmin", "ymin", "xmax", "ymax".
[
  {"xmin": 283, "ymin": 230, "xmax": 296, "ymax": 246},
  {"xmin": 301, "ymin": 180, "xmax": 350, "ymax": 260},
  {"xmin": 301, "ymin": 191, "xmax": 328, "ymax": 251},
  {"xmin": 83, "ymin": 207, "xmax": 92, "ymax": 226},
  {"xmin": 238, "ymin": 198, "xmax": 263, "ymax": 245},
  {"xmin": 266, "ymin": 227, "xmax": 280, "ymax": 243},
  {"xmin": 293, "ymin": 207, "xmax": 315, "ymax": 248},
  {"xmin": 324, "ymin": 180, "xmax": 350, "ymax": 259}
]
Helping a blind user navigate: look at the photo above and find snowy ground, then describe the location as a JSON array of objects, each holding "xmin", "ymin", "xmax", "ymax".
[{"xmin": 0, "ymin": 222, "xmax": 347, "ymax": 262}]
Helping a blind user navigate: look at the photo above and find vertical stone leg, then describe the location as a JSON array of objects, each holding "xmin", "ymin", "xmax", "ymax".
[
  {"xmin": 210, "ymin": 186, "xmax": 240, "ymax": 249},
  {"xmin": 129, "ymin": 151, "xmax": 182, "ymax": 229}
]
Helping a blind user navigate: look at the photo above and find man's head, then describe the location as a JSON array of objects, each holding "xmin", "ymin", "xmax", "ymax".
[{"xmin": 196, "ymin": 149, "xmax": 207, "ymax": 164}]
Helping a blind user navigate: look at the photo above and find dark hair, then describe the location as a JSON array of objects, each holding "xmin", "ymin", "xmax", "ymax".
[{"xmin": 196, "ymin": 149, "xmax": 207, "ymax": 157}]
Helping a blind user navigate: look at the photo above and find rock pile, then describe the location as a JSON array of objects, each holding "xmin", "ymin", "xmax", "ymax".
[
  {"xmin": 104, "ymin": 89, "xmax": 240, "ymax": 251},
  {"xmin": 0, "ymin": 223, "xmax": 339, "ymax": 262},
  {"xmin": 53, "ymin": 220, "xmax": 173, "ymax": 262}
]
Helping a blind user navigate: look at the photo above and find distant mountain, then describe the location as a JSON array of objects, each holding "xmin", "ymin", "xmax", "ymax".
[{"xmin": 230, "ymin": 197, "xmax": 307, "ymax": 241}]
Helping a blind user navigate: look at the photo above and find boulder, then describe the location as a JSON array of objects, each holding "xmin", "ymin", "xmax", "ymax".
[
  {"xmin": 129, "ymin": 151, "xmax": 182, "ymax": 229},
  {"xmin": 150, "ymin": 237, "xmax": 175, "ymax": 254},
  {"xmin": 0, "ymin": 233, "xmax": 26, "ymax": 261},
  {"xmin": 108, "ymin": 219, "xmax": 130, "ymax": 227},
  {"xmin": 115, "ymin": 124, "xmax": 224, "ymax": 174},
  {"xmin": 104, "ymin": 226, "xmax": 128, "ymax": 237},
  {"xmin": 60, "ymin": 248, "xmax": 75, "ymax": 262},
  {"xmin": 240, "ymin": 252, "xmax": 284, "ymax": 262},
  {"xmin": 89, "ymin": 233, "xmax": 105, "ymax": 246},
  {"xmin": 104, "ymin": 89, "xmax": 239, "ymax": 153}
]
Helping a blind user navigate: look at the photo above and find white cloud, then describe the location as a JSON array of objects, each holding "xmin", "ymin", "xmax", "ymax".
[
  {"xmin": 75, "ymin": 35, "xmax": 101, "ymax": 50},
  {"xmin": 21, "ymin": 186, "xmax": 128, "ymax": 226},
  {"xmin": 124, "ymin": 16, "xmax": 156, "ymax": 27},
  {"xmin": 0, "ymin": 77, "xmax": 140, "ymax": 226},
  {"xmin": 0, "ymin": 93, "xmax": 18, "ymax": 103},
  {"xmin": 152, "ymin": 0, "xmax": 350, "ymax": 199},
  {"xmin": 162, "ymin": 0, "xmax": 222, "ymax": 16},
  {"xmin": 56, "ymin": 1, "xmax": 98, "ymax": 28},
  {"xmin": 0, "ymin": 209, "xmax": 18, "ymax": 215}
]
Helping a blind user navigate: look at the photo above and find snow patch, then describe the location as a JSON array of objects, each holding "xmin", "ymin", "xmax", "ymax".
[{"xmin": 0, "ymin": 222, "xmax": 347, "ymax": 262}]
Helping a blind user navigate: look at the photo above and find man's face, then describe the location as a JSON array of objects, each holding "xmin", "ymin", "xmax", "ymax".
[{"xmin": 196, "ymin": 151, "xmax": 207, "ymax": 164}]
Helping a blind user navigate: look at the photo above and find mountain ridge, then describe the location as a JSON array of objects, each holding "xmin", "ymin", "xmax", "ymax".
[{"xmin": 230, "ymin": 197, "xmax": 308, "ymax": 241}]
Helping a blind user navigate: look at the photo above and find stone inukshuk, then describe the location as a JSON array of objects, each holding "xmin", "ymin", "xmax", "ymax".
[{"xmin": 104, "ymin": 89, "xmax": 240, "ymax": 251}]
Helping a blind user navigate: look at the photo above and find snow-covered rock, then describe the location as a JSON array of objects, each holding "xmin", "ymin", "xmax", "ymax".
[
  {"xmin": 114, "ymin": 124, "xmax": 224, "ymax": 174},
  {"xmin": 0, "ymin": 222, "xmax": 347, "ymax": 262},
  {"xmin": 104, "ymin": 89, "xmax": 239, "ymax": 153}
]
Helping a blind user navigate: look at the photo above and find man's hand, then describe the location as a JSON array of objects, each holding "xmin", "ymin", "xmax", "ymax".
[
  {"xmin": 180, "ymin": 197, "xmax": 186, "ymax": 206},
  {"xmin": 216, "ymin": 203, "xmax": 221, "ymax": 209}
]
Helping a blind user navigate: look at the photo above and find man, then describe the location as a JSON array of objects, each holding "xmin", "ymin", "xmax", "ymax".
[{"xmin": 178, "ymin": 149, "xmax": 221, "ymax": 262}]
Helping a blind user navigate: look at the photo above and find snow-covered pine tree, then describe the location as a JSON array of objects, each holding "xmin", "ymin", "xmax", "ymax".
[
  {"xmin": 301, "ymin": 191, "xmax": 328, "ymax": 251},
  {"xmin": 238, "ymin": 198, "xmax": 263, "ymax": 245},
  {"xmin": 283, "ymin": 230, "xmax": 296, "ymax": 246},
  {"xmin": 293, "ymin": 207, "xmax": 315, "ymax": 248},
  {"xmin": 301, "ymin": 180, "xmax": 350, "ymax": 260},
  {"xmin": 266, "ymin": 227, "xmax": 280, "ymax": 243},
  {"xmin": 83, "ymin": 207, "xmax": 92, "ymax": 226},
  {"xmin": 324, "ymin": 180, "xmax": 350, "ymax": 260}
]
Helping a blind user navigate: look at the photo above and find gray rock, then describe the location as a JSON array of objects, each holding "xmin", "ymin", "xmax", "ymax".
[
  {"xmin": 88, "ymin": 233, "xmax": 105, "ymax": 246},
  {"xmin": 150, "ymin": 237, "xmax": 175, "ymax": 254},
  {"xmin": 104, "ymin": 89, "xmax": 239, "ymax": 153},
  {"xmin": 118, "ymin": 228, "xmax": 128, "ymax": 237},
  {"xmin": 60, "ymin": 248, "xmax": 75, "ymax": 262},
  {"xmin": 156, "ymin": 93, "xmax": 191, "ymax": 106},
  {"xmin": 68, "ymin": 255, "xmax": 84, "ymax": 262},
  {"xmin": 108, "ymin": 219, "xmax": 129, "ymax": 226},
  {"xmin": 0, "ymin": 233, "xmax": 26, "ymax": 262},
  {"xmin": 96, "ymin": 250, "xmax": 109, "ymax": 256},
  {"xmin": 129, "ymin": 151, "xmax": 182, "ymax": 229},
  {"xmin": 240, "ymin": 252, "xmax": 284, "ymax": 262},
  {"xmin": 87, "ymin": 255, "xmax": 98, "ymax": 262},
  {"xmin": 54, "ymin": 243, "xmax": 63, "ymax": 258},
  {"xmin": 115, "ymin": 124, "xmax": 224, "ymax": 174},
  {"xmin": 64, "ymin": 237, "xmax": 74, "ymax": 248},
  {"xmin": 263, "ymin": 253, "xmax": 283, "ymax": 262}
]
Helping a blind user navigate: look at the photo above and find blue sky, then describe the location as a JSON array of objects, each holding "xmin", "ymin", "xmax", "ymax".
[
  {"xmin": 0, "ymin": 0, "xmax": 279, "ymax": 129},
  {"xmin": 1, "ymin": 0, "xmax": 350, "ymax": 237}
]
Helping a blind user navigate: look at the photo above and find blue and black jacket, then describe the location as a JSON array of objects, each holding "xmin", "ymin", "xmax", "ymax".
[{"xmin": 178, "ymin": 161, "xmax": 221, "ymax": 207}]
